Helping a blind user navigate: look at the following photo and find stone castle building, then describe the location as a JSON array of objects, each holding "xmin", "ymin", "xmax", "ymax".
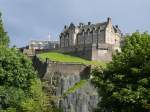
[{"xmin": 59, "ymin": 18, "xmax": 122, "ymax": 61}]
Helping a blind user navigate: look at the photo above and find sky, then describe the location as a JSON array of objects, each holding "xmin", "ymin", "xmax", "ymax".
[{"xmin": 0, "ymin": 0, "xmax": 149, "ymax": 47}]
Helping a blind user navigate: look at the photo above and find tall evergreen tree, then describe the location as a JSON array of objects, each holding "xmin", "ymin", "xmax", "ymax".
[{"xmin": 0, "ymin": 12, "xmax": 9, "ymax": 46}]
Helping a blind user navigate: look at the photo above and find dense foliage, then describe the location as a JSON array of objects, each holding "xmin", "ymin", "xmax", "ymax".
[
  {"xmin": 0, "ymin": 12, "xmax": 56, "ymax": 112},
  {"xmin": 0, "ymin": 12, "xmax": 9, "ymax": 46},
  {"xmin": 92, "ymin": 32, "xmax": 150, "ymax": 112},
  {"xmin": 0, "ymin": 46, "xmax": 50, "ymax": 112}
]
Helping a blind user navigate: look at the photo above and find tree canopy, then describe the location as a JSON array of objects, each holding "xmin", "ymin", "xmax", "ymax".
[
  {"xmin": 0, "ymin": 12, "xmax": 54, "ymax": 112},
  {"xmin": 0, "ymin": 46, "xmax": 50, "ymax": 112},
  {"xmin": 92, "ymin": 32, "xmax": 150, "ymax": 112}
]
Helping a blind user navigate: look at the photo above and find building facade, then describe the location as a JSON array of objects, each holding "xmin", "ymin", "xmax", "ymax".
[
  {"xmin": 59, "ymin": 18, "xmax": 122, "ymax": 61},
  {"xmin": 29, "ymin": 40, "xmax": 59, "ymax": 50}
]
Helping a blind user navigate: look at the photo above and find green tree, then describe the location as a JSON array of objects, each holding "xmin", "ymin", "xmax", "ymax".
[
  {"xmin": 92, "ymin": 32, "xmax": 150, "ymax": 112},
  {"xmin": 0, "ymin": 12, "xmax": 9, "ymax": 46},
  {"xmin": 0, "ymin": 12, "xmax": 60, "ymax": 112},
  {"xmin": 0, "ymin": 46, "xmax": 51, "ymax": 112}
]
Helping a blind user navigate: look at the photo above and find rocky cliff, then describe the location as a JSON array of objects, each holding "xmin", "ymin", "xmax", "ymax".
[{"xmin": 32, "ymin": 56, "xmax": 98, "ymax": 112}]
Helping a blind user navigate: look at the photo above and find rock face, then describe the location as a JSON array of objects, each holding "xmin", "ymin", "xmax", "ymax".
[
  {"xmin": 32, "ymin": 56, "xmax": 98, "ymax": 112},
  {"xmin": 59, "ymin": 80, "xmax": 98, "ymax": 112}
]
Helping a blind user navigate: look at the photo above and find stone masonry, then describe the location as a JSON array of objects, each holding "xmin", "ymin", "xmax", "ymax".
[
  {"xmin": 32, "ymin": 56, "xmax": 98, "ymax": 112},
  {"xmin": 59, "ymin": 18, "xmax": 122, "ymax": 61}
]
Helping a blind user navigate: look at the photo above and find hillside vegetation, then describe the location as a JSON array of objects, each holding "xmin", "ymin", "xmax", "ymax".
[
  {"xmin": 38, "ymin": 52, "xmax": 106, "ymax": 67},
  {"xmin": 0, "ymin": 12, "xmax": 59, "ymax": 112},
  {"xmin": 92, "ymin": 32, "xmax": 150, "ymax": 112}
]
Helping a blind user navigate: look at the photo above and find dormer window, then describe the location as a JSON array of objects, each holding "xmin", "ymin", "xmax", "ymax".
[{"xmin": 87, "ymin": 29, "xmax": 90, "ymax": 35}]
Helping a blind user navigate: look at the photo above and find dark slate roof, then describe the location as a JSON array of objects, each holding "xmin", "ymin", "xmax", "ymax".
[
  {"xmin": 113, "ymin": 26, "xmax": 122, "ymax": 35},
  {"xmin": 60, "ymin": 20, "xmax": 122, "ymax": 36},
  {"xmin": 78, "ymin": 22, "xmax": 107, "ymax": 33}
]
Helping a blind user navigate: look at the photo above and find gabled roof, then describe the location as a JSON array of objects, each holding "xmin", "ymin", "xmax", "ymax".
[
  {"xmin": 113, "ymin": 26, "xmax": 122, "ymax": 35},
  {"xmin": 78, "ymin": 22, "xmax": 107, "ymax": 33},
  {"xmin": 82, "ymin": 22, "xmax": 107, "ymax": 29},
  {"xmin": 60, "ymin": 18, "xmax": 122, "ymax": 36}
]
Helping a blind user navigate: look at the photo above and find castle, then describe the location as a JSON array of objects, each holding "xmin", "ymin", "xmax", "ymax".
[
  {"xmin": 24, "ymin": 17, "xmax": 122, "ymax": 61},
  {"xmin": 59, "ymin": 17, "xmax": 122, "ymax": 61}
]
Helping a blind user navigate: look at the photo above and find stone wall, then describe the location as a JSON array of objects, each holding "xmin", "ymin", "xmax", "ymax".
[
  {"xmin": 23, "ymin": 49, "xmax": 35, "ymax": 57},
  {"xmin": 32, "ymin": 56, "xmax": 99, "ymax": 112},
  {"xmin": 57, "ymin": 44, "xmax": 112, "ymax": 61},
  {"xmin": 43, "ymin": 60, "xmax": 91, "ymax": 78},
  {"xmin": 76, "ymin": 30, "xmax": 105, "ymax": 46},
  {"xmin": 92, "ymin": 48, "xmax": 112, "ymax": 61},
  {"xmin": 32, "ymin": 56, "xmax": 47, "ymax": 78}
]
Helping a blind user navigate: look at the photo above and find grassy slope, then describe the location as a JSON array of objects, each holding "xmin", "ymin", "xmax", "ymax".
[{"xmin": 38, "ymin": 52, "xmax": 106, "ymax": 67}]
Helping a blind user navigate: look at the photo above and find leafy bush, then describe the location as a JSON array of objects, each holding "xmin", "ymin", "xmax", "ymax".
[
  {"xmin": 0, "ymin": 47, "xmax": 51, "ymax": 112},
  {"xmin": 63, "ymin": 80, "xmax": 87, "ymax": 97}
]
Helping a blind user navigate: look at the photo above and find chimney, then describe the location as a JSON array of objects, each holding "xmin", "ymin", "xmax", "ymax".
[
  {"xmin": 115, "ymin": 25, "xmax": 118, "ymax": 28},
  {"xmin": 107, "ymin": 17, "xmax": 112, "ymax": 23},
  {"xmin": 79, "ymin": 23, "xmax": 84, "ymax": 27},
  {"xmin": 64, "ymin": 25, "xmax": 67, "ymax": 29},
  {"xmin": 88, "ymin": 22, "xmax": 91, "ymax": 25}
]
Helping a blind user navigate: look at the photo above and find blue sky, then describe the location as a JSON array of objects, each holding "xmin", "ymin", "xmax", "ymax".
[{"xmin": 0, "ymin": 0, "xmax": 149, "ymax": 47}]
